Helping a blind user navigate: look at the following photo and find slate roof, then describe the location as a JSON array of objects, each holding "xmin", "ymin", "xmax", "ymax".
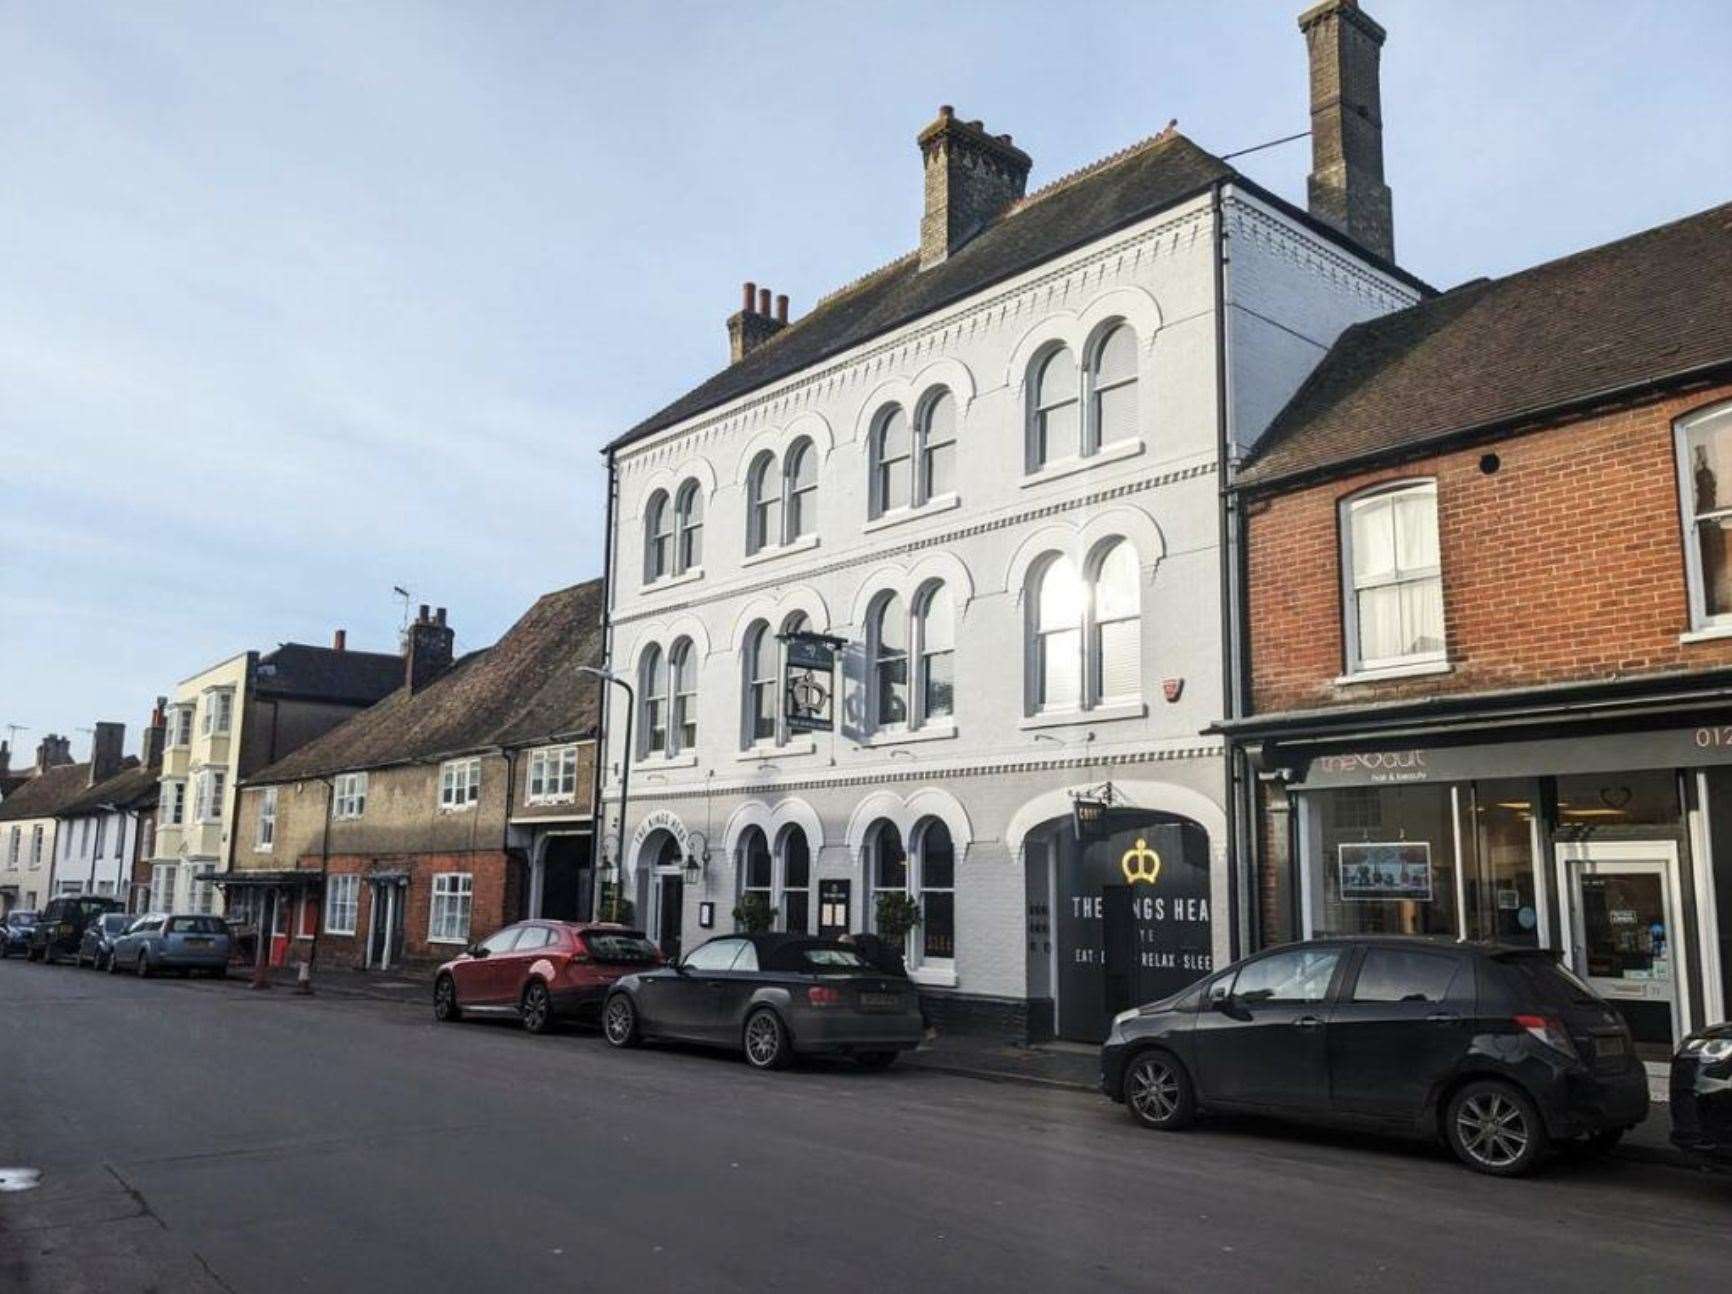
[
  {"xmin": 253, "ymin": 642, "xmax": 405, "ymax": 705},
  {"xmin": 244, "ymin": 580, "xmax": 605, "ymax": 785},
  {"xmin": 56, "ymin": 760, "xmax": 159, "ymax": 818},
  {"xmin": 613, "ymin": 130, "xmax": 1426, "ymax": 449},
  {"xmin": 0, "ymin": 762, "xmax": 96, "ymax": 823},
  {"xmin": 1236, "ymin": 201, "xmax": 1732, "ymax": 489}
]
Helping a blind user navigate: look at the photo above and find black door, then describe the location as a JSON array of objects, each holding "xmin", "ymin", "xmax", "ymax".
[
  {"xmin": 657, "ymin": 875, "xmax": 684, "ymax": 964},
  {"xmin": 1191, "ymin": 946, "xmax": 1344, "ymax": 1110},
  {"xmin": 1102, "ymin": 886, "xmax": 1135, "ymax": 1022},
  {"xmin": 540, "ymin": 836, "xmax": 592, "ymax": 921},
  {"xmin": 1327, "ymin": 946, "xmax": 1473, "ymax": 1120}
]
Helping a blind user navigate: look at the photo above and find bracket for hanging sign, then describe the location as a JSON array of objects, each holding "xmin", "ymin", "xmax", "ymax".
[
  {"xmin": 779, "ymin": 630, "xmax": 846, "ymax": 734},
  {"xmin": 1070, "ymin": 781, "xmax": 1117, "ymax": 842}
]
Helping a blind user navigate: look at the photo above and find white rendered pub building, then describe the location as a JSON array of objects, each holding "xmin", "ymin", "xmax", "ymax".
[{"xmin": 595, "ymin": 1, "xmax": 1425, "ymax": 1040}]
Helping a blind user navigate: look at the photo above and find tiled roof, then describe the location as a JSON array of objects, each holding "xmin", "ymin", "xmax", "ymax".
[
  {"xmin": 0, "ymin": 762, "xmax": 95, "ymax": 822},
  {"xmin": 1237, "ymin": 201, "xmax": 1732, "ymax": 489},
  {"xmin": 615, "ymin": 131, "xmax": 1318, "ymax": 449},
  {"xmin": 244, "ymin": 581, "xmax": 604, "ymax": 785},
  {"xmin": 56, "ymin": 760, "xmax": 159, "ymax": 818},
  {"xmin": 253, "ymin": 642, "xmax": 405, "ymax": 705}
]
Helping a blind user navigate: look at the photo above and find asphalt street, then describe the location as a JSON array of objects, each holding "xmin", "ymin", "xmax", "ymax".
[{"xmin": 1, "ymin": 959, "xmax": 1727, "ymax": 1293}]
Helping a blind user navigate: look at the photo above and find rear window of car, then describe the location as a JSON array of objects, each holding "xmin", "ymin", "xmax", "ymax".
[
  {"xmin": 166, "ymin": 917, "xmax": 227, "ymax": 935},
  {"xmin": 1497, "ymin": 953, "xmax": 1599, "ymax": 1008},
  {"xmin": 581, "ymin": 931, "xmax": 660, "ymax": 964},
  {"xmin": 7, "ymin": 913, "xmax": 36, "ymax": 926},
  {"xmin": 1350, "ymin": 948, "xmax": 1464, "ymax": 1004}
]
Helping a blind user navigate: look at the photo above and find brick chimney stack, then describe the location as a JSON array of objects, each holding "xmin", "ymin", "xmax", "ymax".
[
  {"xmin": 140, "ymin": 697, "xmax": 168, "ymax": 773},
  {"xmin": 727, "ymin": 280, "xmax": 788, "ymax": 363},
  {"xmin": 88, "ymin": 721, "xmax": 125, "ymax": 787},
  {"xmin": 403, "ymin": 604, "xmax": 455, "ymax": 694},
  {"xmin": 0, "ymin": 740, "xmax": 9, "ymax": 778},
  {"xmin": 1299, "ymin": 0, "xmax": 1394, "ymax": 262},
  {"xmin": 332, "ymin": 628, "xmax": 347, "ymax": 652},
  {"xmin": 35, "ymin": 733, "xmax": 72, "ymax": 773},
  {"xmin": 917, "ymin": 106, "xmax": 1032, "ymax": 271}
]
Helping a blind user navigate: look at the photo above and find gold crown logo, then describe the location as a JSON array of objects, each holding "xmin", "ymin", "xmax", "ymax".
[{"xmin": 1120, "ymin": 837, "xmax": 1162, "ymax": 885}]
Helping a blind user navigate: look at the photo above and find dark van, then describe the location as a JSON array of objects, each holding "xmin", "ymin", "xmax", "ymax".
[
  {"xmin": 27, "ymin": 894, "xmax": 125, "ymax": 965},
  {"xmin": 1100, "ymin": 937, "xmax": 1649, "ymax": 1176}
]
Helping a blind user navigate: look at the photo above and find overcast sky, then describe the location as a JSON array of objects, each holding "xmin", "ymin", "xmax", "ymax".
[{"xmin": 4, "ymin": 1, "xmax": 1729, "ymax": 761}]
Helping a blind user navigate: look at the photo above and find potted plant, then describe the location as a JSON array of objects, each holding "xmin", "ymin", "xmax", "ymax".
[
  {"xmin": 732, "ymin": 892, "xmax": 777, "ymax": 933},
  {"xmin": 873, "ymin": 892, "xmax": 921, "ymax": 946},
  {"xmin": 599, "ymin": 884, "xmax": 634, "ymax": 926}
]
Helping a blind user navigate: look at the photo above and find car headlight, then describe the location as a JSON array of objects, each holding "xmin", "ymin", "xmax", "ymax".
[
  {"xmin": 1683, "ymin": 1037, "xmax": 1732, "ymax": 1062},
  {"xmin": 1111, "ymin": 1008, "xmax": 1141, "ymax": 1030}
]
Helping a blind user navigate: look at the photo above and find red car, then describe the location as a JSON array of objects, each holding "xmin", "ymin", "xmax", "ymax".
[{"xmin": 433, "ymin": 921, "xmax": 663, "ymax": 1034}]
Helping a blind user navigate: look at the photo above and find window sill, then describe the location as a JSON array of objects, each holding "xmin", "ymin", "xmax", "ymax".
[
  {"xmin": 1680, "ymin": 625, "xmax": 1732, "ymax": 644},
  {"xmin": 910, "ymin": 964, "xmax": 957, "ymax": 988},
  {"xmin": 640, "ymin": 567, "xmax": 704, "ymax": 595},
  {"xmin": 1019, "ymin": 701, "xmax": 1147, "ymax": 730},
  {"xmin": 326, "ymin": 928, "xmax": 357, "ymax": 938},
  {"xmin": 633, "ymin": 752, "xmax": 698, "ymax": 772},
  {"xmin": 862, "ymin": 493, "xmax": 960, "ymax": 534},
  {"xmin": 427, "ymin": 937, "xmax": 469, "ymax": 947},
  {"xmin": 1333, "ymin": 659, "xmax": 1452, "ymax": 685},
  {"xmin": 524, "ymin": 795, "xmax": 578, "ymax": 808},
  {"xmin": 862, "ymin": 722, "xmax": 957, "ymax": 748},
  {"xmin": 741, "ymin": 533, "xmax": 820, "ymax": 568},
  {"xmin": 437, "ymin": 804, "xmax": 479, "ymax": 814},
  {"xmin": 736, "ymin": 739, "xmax": 817, "ymax": 763},
  {"xmin": 1020, "ymin": 438, "xmax": 1144, "ymax": 488}
]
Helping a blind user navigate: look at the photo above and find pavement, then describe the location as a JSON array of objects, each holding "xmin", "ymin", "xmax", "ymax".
[{"xmin": 5, "ymin": 958, "xmax": 1728, "ymax": 1293}]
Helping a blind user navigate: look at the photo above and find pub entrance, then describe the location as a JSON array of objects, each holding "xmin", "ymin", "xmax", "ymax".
[{"xmin": 1052, "ymin": 811, "xmax": 1214, "ymax": 1043}]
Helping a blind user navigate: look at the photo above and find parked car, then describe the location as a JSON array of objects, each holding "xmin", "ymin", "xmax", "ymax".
[
  {"xmin": 109, "ymin": 913, "xmax": 234, "ymax": 977},
  {"xmin": 25, "ymin": 895, "xmax": 123, "ymax": 964},
  {"xmin": 1670, "ymin": 1021, "xmax": 1732, "ymax": 1168},
  {"xmin": 1099, "ymin": 937, "xmax": 1648, "ymax": 1176},
  {"xmin": 601, "ymin": 933, "xmax": 923, "ymax": 1071},
  {"xmin": 434, "ymin": 921, "xmax": 663, "ymax": 1033},
  {"xmin": 77, "ymin": 912, "xmax": 139, "ymax": 971},
  {"xmin": 1, "ymin": 911, "xmax": 38, "ymax": 958}
]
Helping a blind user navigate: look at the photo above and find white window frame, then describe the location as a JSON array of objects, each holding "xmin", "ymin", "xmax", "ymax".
[
  {"xmin": 914, "ymin": 387, "xmax": 958, "ymax": 507},
  {"xmin": 643, "ymin": 489, "xmax": 672, "ymax": 583},
  {"xmin": 168, "ymin": 705, "xmax": 194, "ymax": 748},
  {"xmin": 746, "ymin": 452, "xmax": 778, "ymax": 555},
  {"xmin": 429, "ymin": 872, "xmax": 473, "ymax": 945},
  {"xmin": 164, "ymin": 779, "xmax": 186, "ymax": 826},
  {"xmin": 29, "ymin": 825, "xmax": 43, "ymax": 868},
  {"xmin": 438, "ymin": 757, "xmax": 482, "ymax": 811},
  {"xmin": 743, "ymin": 621, "xmax": 777, "ymax": 748},
  {"xmin": 6, "ymin": 826, "xmax": 18, "ymax": 870},
  {"xmin": 191, "ymin": 864, "xmax": 216, "ymax": 915},
  {"xmin": 201, "ymin": 688, "xmax": 234, "ymax": 737},
  {"xmin": 868, "ymin": 405, "xmax": 912, "ymax": 519},
  {"xmin": 1339, "ymin": 480, "xmax": 1446, "ymax": 675},
  {"xmin": 333, "ymin": 772, "xmax": 368, "ymax": 820},
  {"xmin": 1676, "ymin": 400, "xmax": 1732, "ymax": 633},
  {"xmin": 257, "ymin": 787, "xmax": 277, "ymax": 850},
  {"xmin": 1028, "ymin": 344, "xmax": 1080, "ymax": 470},
  {"xmin": 150, "ymin": 862, "xmax": 177, "ymax": 913},
  {"xmin": 1084, "ymin": 320, "xmax": 1139, "ymax": 455},
  {"xmin": 525, "ymin": 745, "xmax": 579, "ymax": 805},
  {"xmin": 674, "ymin": 478, "xmax": 703, "ymax": 575},
  {"xmin": 195, "ymin": 768, "xmax": 227, "ymax": 824},
  {"xmin": 868, "ymin": 592, "xmax": 909, "ymax": 733},
  {"xmin": 669, "ymin": 639, "xmax": 698, "ymax": 754},
  {"xmin": 325, "ymin": 874, "xmax": 360, "ymax": 935},
  {"xmin": 783, "ymin": 438, "xmax": 817, "ymax": 541},
  {"xmin": 639, "ymin": 644, "xmax": 668, "ymax": 758},
  {"xmin": 912, "ymin": 582, "xmax": 953, "ymax": 727}
]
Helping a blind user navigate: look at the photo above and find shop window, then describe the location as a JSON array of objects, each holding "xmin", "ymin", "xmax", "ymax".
[
  {"xmin": 1307, "ymin": 784, "xmax": 1460, "ymax": 938},
  {"xmin": 1460, "ymin": 780, "xmax": 1542, "ymax": 946},
  {"xmin": 1555, "ymin": 770, "xmax": 1682, "ymax": 831}
]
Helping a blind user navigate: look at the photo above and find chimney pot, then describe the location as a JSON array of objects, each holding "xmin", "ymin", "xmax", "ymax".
[
  {"xmin": 435, "ymin": 607, "xmax": 447, "ymax": 626},
  {"xmin": 418, "ymin": 603, "xmax": 430, "ymax": 623},
  {"xmin": 332, "ymin": 628, "xmax": 347, "ymax": 652},
  {"xmin": 775, "ymin": 293, "xmax": 788, "ymax": 324},
  {"xmin": 743, "ymin": 280, "xmax": 756, "ymax": 312},
  {"xmin": 757, "ymin": 287, "xmax": 772, "ymax": 315},
  {"xmin": 1299, "ymin": 0, "xmax": 1394, "ymax": 261}
]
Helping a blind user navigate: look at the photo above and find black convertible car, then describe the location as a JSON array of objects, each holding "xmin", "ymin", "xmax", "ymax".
[{"xmin": 602, "ymin": 933, "xmax": 923, "ymax": 1070}]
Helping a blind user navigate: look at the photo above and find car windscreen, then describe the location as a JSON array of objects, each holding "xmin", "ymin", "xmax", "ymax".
[
  {"xmin": 99, "ymin": 915, "xmax": 133, "ymax": 933},
  {"xmin": 581, "ymin": 931, "xmax": 660, "ymax": 964},
  {"xmin": 762, "ymin": 943, "xmax": 873, "ymax": 973},
  {"xmin": 7, "ymin": 913, "xmax": 37, "ymax": 926},
  {"xmin": 1496, "ymin": 952, "xmax": 1600, "ymax": 1007},
  {"xmin": 165, "ymin": 917, "xmax": 228, "ymax": 935}
]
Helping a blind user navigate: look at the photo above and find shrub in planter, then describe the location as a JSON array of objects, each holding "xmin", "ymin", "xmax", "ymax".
[
  {"xmin": 873, "ymin": 892, "xmax": 921, "ymax": 944},
  {"xmin": 732, "ymin": 892, "xmax": 777, "ymax": 933}
]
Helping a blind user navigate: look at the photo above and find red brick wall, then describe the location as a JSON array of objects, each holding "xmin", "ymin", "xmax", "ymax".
[
  {"xmin": 1247, "ymin": 384, "xmax": 1732, "ymax": 714},
  {"xmin": 313, "ymin": 850, "xmax": 525, "ymax": 970}
]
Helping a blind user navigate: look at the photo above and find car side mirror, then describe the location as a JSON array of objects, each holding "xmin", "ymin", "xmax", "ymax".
[{"xmin": 469, "ymin": 945, "xmax": 490, "ymax": 959}]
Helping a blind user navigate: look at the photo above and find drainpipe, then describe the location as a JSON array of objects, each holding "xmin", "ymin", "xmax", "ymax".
[
  {"xmin": 499, "ymin": 748, "xmax": 518, "ymax": 919},
  {"xmin": 1211, "ymin": 179, "xmax": 1244, "ymax": 964},
  {"xmin": 311, "ymin": 774, "xmax": 336, "ymax": 978},
  {"xmin": 592, "ymin": 446, "xmax": 620, "ymax": 919}
]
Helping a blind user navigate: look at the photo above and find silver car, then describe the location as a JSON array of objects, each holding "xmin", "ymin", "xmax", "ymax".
[{"xmin": 109, "ymin": 913, "xmax": 233, "ymax": 978}]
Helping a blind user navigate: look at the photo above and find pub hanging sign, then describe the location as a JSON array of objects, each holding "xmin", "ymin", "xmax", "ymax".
[
  {"xmin": 782, "ymin": 631, "xmax": 845, "ymax": 734},
  {"xmin": 1071, "ymin": 783, "xmax": 1117, "ymax": 842}
]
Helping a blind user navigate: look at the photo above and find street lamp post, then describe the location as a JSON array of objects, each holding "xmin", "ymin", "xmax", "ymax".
[{"xmin": 577, "ymin": 665, "xmax": 633, "ymax": 922}]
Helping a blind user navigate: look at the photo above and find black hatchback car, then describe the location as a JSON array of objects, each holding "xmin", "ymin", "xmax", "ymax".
[
  {"xmin": 1, "ymin": 910, "xmax": 38, "ymax": 957},
  {"xmin": 1100, "ymin": 937, "xmax": 1648, "ymax": 1176},
  {"xmin": 602, "ymin": 933, "xmax": 923, "ymax": 1070},
  {"xmin": 26, "ymin": 895, "xmax": 125, "ymax": 964},
  {"xmin": 1669, "ymin": 1021, "xmax": 1732, "ymax": 1167}
]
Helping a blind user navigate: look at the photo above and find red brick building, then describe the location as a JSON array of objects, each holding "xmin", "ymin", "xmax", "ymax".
[{"xmin": 1222, "ymin": 202, "xmax": 1732, "ymax": 1058}]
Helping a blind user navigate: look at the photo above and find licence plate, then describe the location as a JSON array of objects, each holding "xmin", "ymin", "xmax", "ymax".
[
  {"xmin": 185, "ymin": 937, "xmax": 212, "ymax": 947},
  {"xmin": 859, "ymin": 992, "xmax": 901, "ymax": 1010}
]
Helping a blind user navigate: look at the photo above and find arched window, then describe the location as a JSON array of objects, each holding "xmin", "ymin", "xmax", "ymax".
[
  {"xmin": 869, "ymin": 820, "xmax": 906, "ymax": 935},
  {"xmin": 916, "ymin": 389, "xmax": 957, "ymax": 505},
  {"xmin": 914, "ymin": 582, "xmax": 953, "ymax": 723},
  {"xmin": 674, "ymin": 480, "xmax": 703, "ymax": 573},
  {"xmin": 639, "ymin": 644, "xmax": 667, "ymax": 756},
  {"xmin": 1088, "ymin": 323, "xmax": 1138, "ymax": 450},
  {"xmin": 743, "ymin": 621, "xmax": 776, "ymax": 746},
  {"xmin": 738, "ymin": 826, "xmax": 773, "ymax": 920},
  {"xmin": 746, "ymin": 452, "xmax": 777, "ymax": 555},
  {"xmin": 870, "ymin": 405, "xmax": 911, "ymax": 517},
  {"xmin": 914, "ymin": 818, "xmax": 955, "ymax": 964},
  {"xmin": 669, "ymin": 638, "xmax": 698, "ymax": 752},
  {"xmin": 1032, "ymin": 557, "xmax": 1083, "ymax": 711},
  {"xmin": 1030, "ymin": 346, "xmax": 1079, "ymax": 469},
  {"xmin": 643, "ymin": 491, "xmax": 672, "ymax": 582},
  {"xmin": 784, "ymin": 438, "xmax": 817, "ymax": 541},
  {"xmin": 1091, "ymin": 540, "xmax": 1140, "ymax": 704},
  {"xmin": 779, "ymin": 826, "xmax": 811, "ymax": 934},
  {"xmin": 870, "ymin": 593, "xmax": 908, "ymax": 728}
]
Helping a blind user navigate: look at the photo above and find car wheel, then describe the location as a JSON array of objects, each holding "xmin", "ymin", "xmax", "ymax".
[
  {"xmin": 106, "ymin": 950, "xmax": 121, "ymax": 975},
  {"xmin": 136, "ymin": 951, "xmax": 152, "ymax": 979},
  {"xmin": 520, "ymin": 981, "xmax": 555, "ymax": 1035},
  {"xmin": 1125, "ymin": 1049, "xmax": 1197, "ymax": 1131},
  {"xmin": 743, "ymin": 1008, "xmax": 791, "ymax": 1071},
  {"xmin": 1446, "ymin": 1080, "xmax": 1548, "ymax": 1176},
  {"xmin": 433, "ymin": 975, "xmax": 462, "ymax": 1023},
  {"xmin": 602, "ymin": 993, "xmax": 641, "ymax": 1048},
  {"xmin": 856, "ymin": 1051, "xmax": 898, "ymax": 1070}
]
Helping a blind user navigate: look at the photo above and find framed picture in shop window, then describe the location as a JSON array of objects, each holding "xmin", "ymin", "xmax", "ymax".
[{"xmin": 1338, "ymin": 841, "xmax": 1433, "ymax": 902}]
